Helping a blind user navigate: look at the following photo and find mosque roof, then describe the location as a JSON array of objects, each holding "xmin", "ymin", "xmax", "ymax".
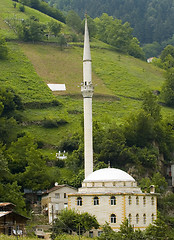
[{"xmin": 83, "ymin": 168, "xmax": 135, "ymax": 183}]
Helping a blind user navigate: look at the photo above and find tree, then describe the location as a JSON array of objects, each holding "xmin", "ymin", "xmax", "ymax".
[
  {"xmin": 0, "ymin": 181, "xmax": 26, "ymax": 215},
  {"xmin": 97, "ymin": 222, "xmax": 120, "ymax": 240},
  {"xmin": 139, "ymin": 172, "xmax": 168, "ymax": 194},
  {"xmin": 48, "ymin": 20, "xmax": 61, "ymax": 37},
  {"xmin": 17, "ymin": 17, "xmax": 46, "ymax": 42},
  {"xmin": 142, "ymin": 90, "xmax": 161, "ymax": 121},
  {"xmin": 128, "ymin": 37, "xmax": 145, "ymax": 60},
  {"xmin": 57, "ymin": 34, "xmax": 67, "ymax": 50},
  {"xmin": 51, "ymin": 209, "xmax": 99, "ymax": 239},
  {"xmin": 124, "ymin": 110, "xmax": 155, "ymax": 147},
  {"xmin": 0, "ymin": 35, "xmax": 8, "ymax": 59},
  {"xmin": 162, "ymin": 68, "xmax": 174, "ymax": 107},
  {"xmin": 66, "ymin": 10, "xmax": 82, "ymax": 33},
  {"xmin": 145, "ymin": 214, "xmax": 172, "ymax": 239}
]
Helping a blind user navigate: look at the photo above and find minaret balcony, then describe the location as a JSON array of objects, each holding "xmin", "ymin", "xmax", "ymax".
[{"xmin": 81, "ymin": 82, "xmax": 94, "ymax": 98}]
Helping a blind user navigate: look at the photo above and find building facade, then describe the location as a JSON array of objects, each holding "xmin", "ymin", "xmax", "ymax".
[
  {"xmin": 0, "ymin": 203, "xmax": 28, "ymax": 236},
  {"xmin": 68, "ymin": 168, "xmax": 157, "ymax": 236},
  {"xmin": 41, "ymin": 184, "xmax": 77, "ymax": 223}
]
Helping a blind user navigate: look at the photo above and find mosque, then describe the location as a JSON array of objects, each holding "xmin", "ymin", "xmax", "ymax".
[{"xmin": 68, "ymin": 18, "xmax": 157, "ymax": 237}]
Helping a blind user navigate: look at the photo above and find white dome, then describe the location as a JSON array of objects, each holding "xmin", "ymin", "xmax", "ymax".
[{"xmin": 83, "ymin": 168, "xmax": 135, "ymax": 183}]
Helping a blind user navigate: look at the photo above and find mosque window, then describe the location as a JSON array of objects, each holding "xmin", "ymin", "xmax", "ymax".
[
  {"xmin": 136, "ymin": 214, "xmax": 139, "ymax": 224},
  {"xmin": 94, "ymin": 196, "xmax": 99, "ymax": 205},
  {"xmin": 111, "ymin": 196, "xmax": 116, "ymax": 205},
  {"xmin": 151, "ymin": 197, "xmax": 154, "ymax": 205},
  {"xmin": 128, "ymin": 196, "xmax": 132, "ymax": 205},
  {"xmin": 136, "ymin": 196, "xmax": 139, "ymax": 205},
  {"xmin": 143, "ymin": 197, "xmax": 146, "ymax": 206},
  {"xmin": 77, "ymin": 197, "xmax": 82, "ymax": 206},
  {"xmin": 128, "ymin": 214, "xmax": 132, "ymax": 224},
  {"xmin": 143, "ymin": 214, "xmax": 146, "ymax": 224},
  {"xmin": 151, "ymin": 213, "xmax": 154, "ymax": 223},
  {"xmin": 111, "ymin": 214, "xmax": 116, "ymax": 223}
]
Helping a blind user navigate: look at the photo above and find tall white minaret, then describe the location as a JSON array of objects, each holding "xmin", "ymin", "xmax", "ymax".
[{"xmin": 81, "ymin": 17, "xmax": 94, "ymax": 179}]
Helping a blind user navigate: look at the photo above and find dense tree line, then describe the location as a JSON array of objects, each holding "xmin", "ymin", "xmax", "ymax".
[
  {"xmin": 0, "ymin": 87, "xmax": 60, "ymax": 214},
  {"xmin": 45, "ymin": 0, "xmax": 174, "ymax": 45}
]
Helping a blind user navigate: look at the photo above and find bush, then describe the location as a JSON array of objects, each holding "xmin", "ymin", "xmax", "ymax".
[
  {"xmin": 0, "ymin": 35, "xmax": 8, "ymax": 60},
  {"xmin": 19, "ymin": 4, "xmax": 25, "ymax": 12},
  {"xmin": 42, "ymin": 118, "xmax": 68, "ymax": 128}
]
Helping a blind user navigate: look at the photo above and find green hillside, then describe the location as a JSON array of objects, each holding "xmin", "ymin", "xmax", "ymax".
[{"xmin": 1, "ymin": 0, "xmax": 174, "ymax": 153}]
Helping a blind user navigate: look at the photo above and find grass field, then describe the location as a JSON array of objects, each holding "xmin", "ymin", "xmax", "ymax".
[
  {"xmin": 15, "ymin": 42, "xmax": 174, "ymax": 149},
  {"xmin": 0, "ymin": 0, "xmax": 68, "ymax": 40}
]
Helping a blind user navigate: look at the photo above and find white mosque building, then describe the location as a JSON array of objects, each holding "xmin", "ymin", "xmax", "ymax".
[{"xmin": 68, "ymin": 17, "xmax": 157, "ymax": 237}]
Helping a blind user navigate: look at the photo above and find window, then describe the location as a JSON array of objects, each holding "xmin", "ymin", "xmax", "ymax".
[
  {"xmin": 143, "ymin": 196, "xmax": 146, "ymax": 206},
  {"xmin": 128, "ymin": 196, "xmax": 132, "ymax": 205},
  {"xmin": 136, "ymin": 196, "xmax": 139, "ymax": 205},
  {"xmin": 55, "ymin": 193, "xmax": 60, "ymax": 199},
  {"xmin": 136, "ymin": 214, "xmax": 139, "ymax": 224},
  {"xmin": 64, "ymin": 203, "xmax": 68, "ymax": 209},
  {"xmin": 77, "ymin": 197, "xmax": 82, "ymax": 206},
  {"xmin": 89, "ymin": 231, "xmax": 93, "ymax": 238},
  {"xmin": 64, "ymin": 193, "xmax": 66, "ymax": 198},
  {"xmin": 151, "ymin": 197, "xmax": 154, "ymax": 205},
  {"xmin": 111, "ymin": 214, "xmax": 116, "ymax": 223},
  {"xmin": 94, "ymin": 196, "xmax": 99, "ymax": 205},
  {"xmin": 128, "ymin": 214, "xmax": 132, "ymax": 224},
  {"xmin": 111, "ymin": 196, "xmax": 116, "ymax": 205},
  {"xmin": 143, "ymin": 214, "xmax": 146, "ymax": 224},
  {"xmin": 151, "ymin": 213, "xmax": 154, "ymax": 223}
]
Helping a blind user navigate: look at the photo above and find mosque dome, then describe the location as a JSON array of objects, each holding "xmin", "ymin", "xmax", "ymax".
[{"xmin": 83, "ymin": 168, "xmax": 135, "ymax": 183}]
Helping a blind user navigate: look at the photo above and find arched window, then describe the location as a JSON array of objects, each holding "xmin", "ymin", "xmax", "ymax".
[
  {"xmin": 151, "ymin": 213, "xmax": 154, "ymax": 223},
  {"xmin": 111, "ymin": 196, "xmax": 116, "ymax": 205},
  {"xmin": 151, "ymin": 197, "xmax": 154, "ymax": 205},
  {"xmin": 143, "ymin": 196, "xmax": 146, "ymax": 206},
  {"xmin": 111, "ymin": 214, "xmax": 116, "ymax": 223},
  {"xmin": 128, "ymin": 214, "xmax": 132, "ymax": 224},
  {"xmin": 128, "ymin": 196, "xmax": 132, "ymax": 205},
  {"xmin": 94, "ymin": 196, "xmax": 99, "ymax": 205},
  {"xmin": 136, "ymin": 214, "xmax": 139, "ymax": 224},
  {"xmin": 77, "ymin": 197, "xmax": 82, "ymax": 206},
  {"xmin": 143, "ymin": 214, "xmax": 146, "ymax": 224},
  {"xmin": 136, "ymin": 196, "xmax": 139, "ymax": 205}
]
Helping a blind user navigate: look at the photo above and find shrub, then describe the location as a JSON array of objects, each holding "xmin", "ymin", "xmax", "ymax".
[{"xmin": 19, "ymin": 4, "xmax": 25, "ymax": 12}]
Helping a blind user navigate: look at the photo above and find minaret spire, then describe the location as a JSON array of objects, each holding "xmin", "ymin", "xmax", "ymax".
[{"xmin": 81, "ymin": 16, "xmax": 94, "ymax": 179}]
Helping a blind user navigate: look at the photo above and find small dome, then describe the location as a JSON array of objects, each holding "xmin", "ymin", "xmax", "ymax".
[{"xmin": 83, "ymin": 168, "xmax": 135, "ymax": 183}]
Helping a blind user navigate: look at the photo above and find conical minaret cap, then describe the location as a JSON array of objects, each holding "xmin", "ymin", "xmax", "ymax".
[{"xmin": 83, "ymin": 17, "xmax": 91, "ymax": 61}]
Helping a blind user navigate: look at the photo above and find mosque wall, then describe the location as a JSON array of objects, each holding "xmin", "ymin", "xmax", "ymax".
[{"xmin": 68, "ymin": 193, "xmax": 157, "ymax": 231}]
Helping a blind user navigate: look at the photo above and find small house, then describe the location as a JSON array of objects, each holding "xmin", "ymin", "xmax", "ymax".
[
  {"xmin": 0, "ymin": 203, "xmax": 29, "ymax": 236},
  {"xmin": 41, "ymin": 184, "xmax": 77, "ymax": 224}
]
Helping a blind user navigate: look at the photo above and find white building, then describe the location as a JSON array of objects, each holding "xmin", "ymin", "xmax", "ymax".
[
  {"xmin": 68, "ymin": 17, "xmax": 158, "ymax": 237},
  {"xmin": 68, "ymin": 168, "xmax": 157, "ymax": 236},
  {"xmin": 41, "ymin": 184, "xmax": 77, "ymax": 224}
]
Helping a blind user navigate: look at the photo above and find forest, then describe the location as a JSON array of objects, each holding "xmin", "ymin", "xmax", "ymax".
[{"xmin": 45, "ymin": 0, "xmax": 174, "ymax": 53}]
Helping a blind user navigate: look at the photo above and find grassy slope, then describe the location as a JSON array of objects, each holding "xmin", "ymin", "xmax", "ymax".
[{"xmin": 0, "ymin": 0, "xmax": 174, "ymax": 152}]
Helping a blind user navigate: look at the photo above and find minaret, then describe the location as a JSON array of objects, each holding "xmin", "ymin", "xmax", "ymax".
[{"xmin": 81, "ymin": 17, "xmax": 94, "ymax": 179}]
